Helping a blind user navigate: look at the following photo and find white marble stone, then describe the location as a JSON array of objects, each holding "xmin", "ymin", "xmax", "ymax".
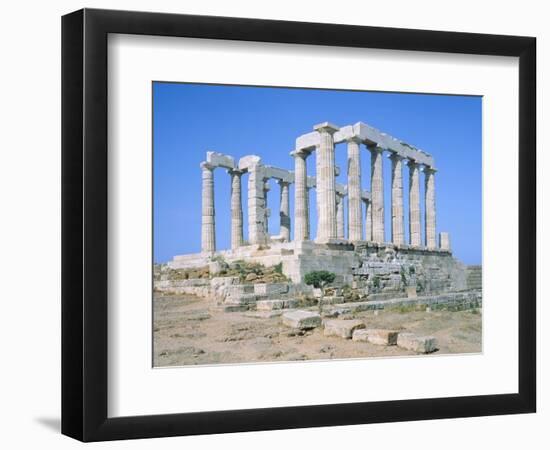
[
  {"xmin": 408, "ymin": 160, "xmax": 422, "ymax": 247},
  {"xmin": 279, "ymin": 180, "xmax": 291, "ymax": 242},
  {"xmin": 314, "ymin": 122, "xmax": 339, "ymax": 243},
  {"xmin": 200, "ymin": 162, "xmax": 216, "ymax": 253},
  {"xmin": 323, "ymin": 319, "xmax": 365, "ymax": 339},
  {"xmin": 228, "ymin": 169, "xmax": 243, "ymax": 249},
  {"xmin": 347, "ymin": 137, "xmax": 363, "ymax": 241},
  {"xmin": 282, "ymin": 310, "xmax": 322, "ymax": 329},
  {"xmin": 397, "ymin": 333, "xmax": 437, "ymax": 353},
  {"xmin": 390, "ymin": 154, "xmax": 405, "ymax": 245},
  {"xmin": 369, "ymin": 145, "xmax": 385, "ymax": 243},
  {"xmin": 424, "ymin": 166, "xmax": 437, "ymax": 249}
]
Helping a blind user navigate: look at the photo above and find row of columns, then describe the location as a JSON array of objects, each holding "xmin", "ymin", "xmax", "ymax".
[
  {"xmin": 201, "ymin": 162, "xmax": 294, "ymax": 252},
  {"xmin": 201, "ymin": 126, "xmax": 438, "ymax": 252},
  {"xmin": 292, "ymin": 123, "xmax": 437, "ymax": 248}
]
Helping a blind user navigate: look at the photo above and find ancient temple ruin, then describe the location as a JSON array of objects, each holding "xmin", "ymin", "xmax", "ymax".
[{"xmin": 169, "ymin": 121, "xmax": 467, "ymax": 287}]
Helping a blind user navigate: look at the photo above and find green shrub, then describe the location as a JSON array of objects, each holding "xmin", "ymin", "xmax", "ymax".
[{"xmin": 304, "ymin": 271, "xmax": 336, "ymax": 289}]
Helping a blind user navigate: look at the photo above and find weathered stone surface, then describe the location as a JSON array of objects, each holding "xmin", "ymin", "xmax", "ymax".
[
  {"xmin": 408, "ymin": 161, "xmax": 421, "ymax": 246},
  {"xmin": 405, "ymin": 286, "xmax": 417, "ymax": 298},
  {"xmin": 397, "ymin": 333, "xmax": 437, "ymax": 353},
  {"xmin": 354, "ymin": 329, "xmax": 399, "ymax": 345},
  {"xmin": 254, "ymin": 283, "xmax": 289, "ymax": 295},
  {"xmin": 424, "ymin": 167, "xmax": 437, "ymax": 248},
  {"xmin": 282, "ymin": 310, "xmax": 321, "ymax": 329},
  {"xmin": 323, "ymin": 319, "xmax": 365, "ymax": 339},
  {"xmin": 257, "ymin": 300, "xmax": 284, "ymax": 311}
]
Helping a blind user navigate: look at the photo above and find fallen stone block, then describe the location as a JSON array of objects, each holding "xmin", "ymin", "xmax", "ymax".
[
  {"xmin": 223, "ymin": 293, "xmax": 258, "ymax": 305},
  {"xmin": 254, "ymin": 283, "xmax": 289, "ymax": 295},
  {"xmin": 282, "ymin": 310, "xmax": 322, "ymax": 330},
  {"xmin": 353, "ymin": 329, "xmax": 399, "ymax": 345},
  {"xmin": 397, "ymin": 333, "xmax": 437, "ymax": 353},
  {"xmin": 323, "ymin": 319, "xmax": 365, "ymax": 339},
  {"xmin": 244, "ymin": 310, "xmax": 284, "ymax": 319},
  {"xmin": 257, "ymin": 299, "xmax": 298, "ymax": 311},
  {"xmin": 257, "ymin": 299, "xmax": 285, "ymax": 311}
]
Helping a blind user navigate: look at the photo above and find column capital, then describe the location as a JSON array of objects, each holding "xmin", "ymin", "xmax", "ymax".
[
  {"xmin": 388, "ymin": 152, "xmax": 405, "ymax": 161},
  {"xmin": 406, "ymin": 159, "xmax": 420, "ymax": 169},
  {"xmin": 367, "ymin": 144, "xmax": 385, "ymax": 154},
  {"xmin": 422, "ymin": 165, "xmax": 437, "ymax": 174},
  {"xmin": 277, "ymin": 179, "xmax": 291, "ymax": 187},
  {"xmin": 345, "ymin": 135, "xmax": 363, "ymax": 144},
  {"xmin": 290, "ymin": 148, "xmax": 311, "ymax": 159},
  {"xmin": 313, "ymin": 122, "xmax": 340, "ymax": 134},
  {"xmin": 200, "ymin": 161, "xmax": 215, "ymax": 171},
  {"xmin": 227, "ymin": 167, "xmax": 244, "ymax": 176}
]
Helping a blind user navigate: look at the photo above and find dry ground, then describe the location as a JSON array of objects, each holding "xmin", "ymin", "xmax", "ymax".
[{"xmin": 153, "ymin": 293, "xmax": 482, "ymax": 367}]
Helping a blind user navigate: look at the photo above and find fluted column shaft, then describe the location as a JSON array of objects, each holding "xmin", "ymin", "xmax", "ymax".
[
  {"xmin": 314, "ymin": 123, "xmax": 339, "ymax": 242},
  {"xmin": 248, "ymin": 163, "xmax": 266, "ymax": 245},
  {"xmin": 200, "ymin": 162, "xmax": 216, "ymax": 252},
  {"xmin": 347, "ymin": 138, "xmax": 363, "ymax": 241},
  {"xmin": 263, "ymin": 182, "xmax": 270, "ymax": 235},
  {"xmin": 390, "ymin": 154, "xmax": 405, "ymax": 245},
  {"xmin": 336, "ymin": 194, "xmax": 345, "ymax": 239},
  {"xmin": 228, "ymin": 169, "xmax": 243, "ymax": 249},
  {"xmin": 363, "ymin": 198, "xmax": 372, "ymax": 241},
  {"xmin": 279, "ymin": 181, "xmax": 291, "ymax": 242},
  {"xmin": 369, "ymin": 145, "xmax": 385, "ymax": 243},
  {"xmin": 424, "ymin": 167, "xmax": 437, "ymax": 248},
  {"xmin": 408, "ymin": 161, "xmax": 421, "ymax": 246},
  {"xmin": 292, "ymin": 150, "xmax": 309, "ymax": 241}
]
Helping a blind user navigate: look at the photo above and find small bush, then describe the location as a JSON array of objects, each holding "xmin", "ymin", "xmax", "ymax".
[{"xmin": 304, "ymin": 271, "xmax": 336, "ymax": 289}]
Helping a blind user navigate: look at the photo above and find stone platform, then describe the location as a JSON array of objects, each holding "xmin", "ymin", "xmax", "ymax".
[{"xmin": 169, "ymin": 239, "xmax": 467, "ymax": 291}]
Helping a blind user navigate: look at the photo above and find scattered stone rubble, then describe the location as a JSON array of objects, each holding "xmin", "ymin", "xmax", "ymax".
[{"xmin": 280, "ymin": 312, "xmax": 437, "ymax": 354}]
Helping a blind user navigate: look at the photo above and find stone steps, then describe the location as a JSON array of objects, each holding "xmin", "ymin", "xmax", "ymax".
[{"xmin": 323, "ymin": 291, "xmax": 482, "ymax": 316}]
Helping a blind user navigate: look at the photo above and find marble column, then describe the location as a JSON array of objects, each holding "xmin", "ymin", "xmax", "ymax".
[
  {"xmin": 390, "ymin": 154, "xmax": 405, "ymax": 245},
  {"xmin": 263, "ymin": 181, "xmax": 270, "ymax": 235},
  {"xmin": 424, "ymin": 166, "xmax": 437, "ymax": 249},
  {"xmin": 314, "ymin": 122, "xmax": 339, "ymax": 242},
  {"xmin": 248, "ymin": 163, "xmax": 266, "ymax": 245},
  {"xmin": 228, "ymin": 168, "xmax": 243, "ymax": 250},
  {"xmin": 336, "ymin": 193, "xmax": 345, "ymax": 239},
  {"xmin": 439, "ymin": 232, "xmax": 450, "ymax": 251},
  {"xmin": 363, "ymin": 198, "xmax": 372, "ymax": 242},
  {"xmin": 369, "ymin": 145, "xmax": 385, "ymax": 243},
  {"xmin": 200, "ymin": 162, "xmax": 216, "ymax": 253},
  {"xmin": 291, "ymin": 150, "xmax": 309, "ymax": 241},
  {"xmin": 305, "ymin": 186, "xmax": 312, "ymax": 239},
  {"xmin": 279, "ymin": 180, "xmax": 291, "ymax": 242},
  {"xmin": 347, "ymin": 137, "xmax": 363, "ymax": 241},
  {"xmin": 408, "ymin": 160, "xmax": 421, "ymax": 246}
]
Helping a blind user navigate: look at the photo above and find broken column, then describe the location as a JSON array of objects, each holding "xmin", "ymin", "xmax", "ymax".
[
  {"xmin": 408, "ymin": 160, "xmax": 422, "ymax": 246},
  {"xmin": 200, "ymin": 162, "xmax": 216, "ymax": 253},
  {"xmin": 369, "ymin": 145, "xmax": 385, "ymax": 243},
  {"xmin": 279, "ymin": 180, "xmax": 291, "ymax": 242},
  {"xmin": 228, "ymin": 168, "xmax": 243, "ymax": 249},
  {"xmin": 347, "ymin": 136, "xmax": 363, "ymax": 241},
  {"xmin": 390, "ymin": 153, "xmax": 405, "ymax": 245},
  {"xmin": 424, "ymin": 166, "xmax": 437, "ymax": 249},
  {"xmin": 314, "ymin": 122, "xmax": 339, "ymax": 242}
]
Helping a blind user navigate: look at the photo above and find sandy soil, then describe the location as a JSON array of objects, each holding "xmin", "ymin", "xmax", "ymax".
[{"xmin": 153, "ymin": 293, "xmax": 482, "ymax": 367}]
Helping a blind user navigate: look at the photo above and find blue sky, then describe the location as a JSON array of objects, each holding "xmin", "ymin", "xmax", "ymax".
[{"xmin": 153, "ymin": 82, "xmax": 482, "ymax": 265}]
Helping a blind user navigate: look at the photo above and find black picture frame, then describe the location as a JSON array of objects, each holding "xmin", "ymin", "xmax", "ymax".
[{"xmin": 61, "ymin": 8, "xmax": 536, "ymax": 442}]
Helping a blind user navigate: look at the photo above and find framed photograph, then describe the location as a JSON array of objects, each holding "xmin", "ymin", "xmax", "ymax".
[{"xmin": 62, "ymin": 8, "xmax": 536, "ymax": 442}]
